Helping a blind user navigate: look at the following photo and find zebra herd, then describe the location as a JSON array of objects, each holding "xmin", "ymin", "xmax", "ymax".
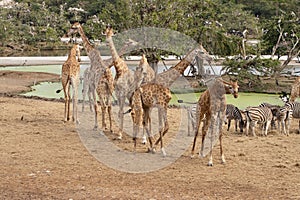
[{"xmin": 185, "ymin": 97, "xmax": 300, "ymax": 137}]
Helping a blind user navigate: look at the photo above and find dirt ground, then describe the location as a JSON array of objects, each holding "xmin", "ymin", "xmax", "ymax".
[{"xmin": 1, "ymin": 71, "xmax": 300, "ymax": 199}]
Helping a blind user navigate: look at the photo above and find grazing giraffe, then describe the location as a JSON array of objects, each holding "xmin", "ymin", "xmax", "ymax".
[
  {"xmin": 290, "ymin": 77, "xmax": 300, "ymax": 102},
  {"xmin": 191, "ymin": 78, "xmax": 239, "ymax": 166},
  {"xmin": 61, "ymin": 44, "xmax": 81, "ymax": 123},
  {"xmin": 105, "ymin": 26, "xmax": 144, "ymax": 139},
  {"xmin": 68, "ymin": 22, "xmax": 110, "ymax": 130},
  {"xmin": 130, "ymin": 83, "xmax": 172, "ymax": 156}
]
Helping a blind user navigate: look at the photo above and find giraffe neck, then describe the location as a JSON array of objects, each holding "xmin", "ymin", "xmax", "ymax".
[
  {"xmin": 155, "ymin": 47, "xmax": 199, "ymax": 88},
  {"xmin": 174, "ymin": 48, "xmax": 199, "ymax": 74},
  {"xmin": 78, "ymin": 26, "xmax": 94, "ymax": 55},
  {"xmin": 106, "ymin": 36, "xmax": 128, "ymax": 78},
  {"xmin": 106, "ymin": 36, "xmax": 121, "ymax": 62}
]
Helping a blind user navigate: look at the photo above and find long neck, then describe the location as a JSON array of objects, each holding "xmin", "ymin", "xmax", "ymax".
[
  {"xmin": 78, "ymin": 26, "xmax": 94, "ymax": 55},
  {"xmin": 173, "ymin": 48, "xmax": 198, "ymax": 74},
  {"xmin": 154, "ymin": 48, "xmax": 198, "ymax": 88},
  {"xmin": 106, "ymin": 36, "xmax": 120, "ymax": 62}
]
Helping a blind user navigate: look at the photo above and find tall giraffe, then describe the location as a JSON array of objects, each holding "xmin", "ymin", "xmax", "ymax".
[
  {"xmin": 82, "ymin": 39, "xmax": 137, "ymax": 113},
  {"xmin": 191, "ymin": 78, "xmax": 239, "ymax": 166},
  {"xmin": 105, "ymin": 26, "xmax": 144, "ymax": 139},
  {"xmin": 154, "ymin": 45, "xmax": 212, "ymax": 88},
  {"xmin": 68, "ymin": 22, "xmax": 107, "ymax": 130},
  {"xmin": 130, "ymin": 83, "xmax": 172, "ymax": 156},
  {"xmin": 61, "ymin": 44, "xmax": 81, "ymax": 124}
]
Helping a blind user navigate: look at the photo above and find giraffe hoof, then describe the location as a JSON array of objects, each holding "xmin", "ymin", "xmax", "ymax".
[
  {"xmin": 161, "ymin": 147, "xmax": 167, "ymax": 157},
  {"xmin": 117, "ymin": 136, "xmax": 122, "ymax": 140},
  {"xmin": 207, "ymin": 162, "xmax": 213, "ymax": 167}
]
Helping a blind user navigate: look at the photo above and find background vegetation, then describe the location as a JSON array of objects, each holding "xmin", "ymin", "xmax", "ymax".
[{"xmin": 0, "ymin": 0, "xmax": 299, "ymax": 85}]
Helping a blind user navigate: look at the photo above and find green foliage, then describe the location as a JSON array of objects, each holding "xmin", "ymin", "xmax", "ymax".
[
  {"xmin": 1, "ymin": 0, "xmax": 299, "ymax": 60},
  {"xmin": 221, "ymin": 57, "xmax": 281, "ymax": 85}
]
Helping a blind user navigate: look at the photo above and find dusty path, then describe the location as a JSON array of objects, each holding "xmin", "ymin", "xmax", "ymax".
[{"xmin": 0, "ymin": 71, "xmax": 300, "ymax": 199}]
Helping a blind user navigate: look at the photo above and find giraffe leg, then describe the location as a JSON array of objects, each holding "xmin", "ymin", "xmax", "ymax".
[
  {"xmin": 143, "ymin": 108, "xmax": 154, "ymax": 153},
  {"xmin": 91, "ymin": 85, "xmax": 99, "ymax": 130},
  {"xmin": 101, "ymin": 106, "xmax": 107, "ymax": 130},
  {"xmin": 62, "ymin": 77, "xmax": 70, "ymax": 123},
  {"xmin": 66, "ymin": 83, "xmax": 71, "ymax": 122},
  {"xmin": 160, "ymin": 108, "xmax": 169, "ymax": 157},
  {"xmin": 108, "ymin": 105, "xmax": 113, "ymax": 133},
  {"xmin": 117, "ymin": 95, "xmax": 126, "ymax": 140},
  {"xmin": 71, "ymin": 77, "xmax": 80, "ymax": 124},
  {"xmin": 200, "ymin": 115, "xmax": 210, "ymax": 158},
  {"xmin": 191, "ymin": 112, "xmax": 204, "ymax": 158}
]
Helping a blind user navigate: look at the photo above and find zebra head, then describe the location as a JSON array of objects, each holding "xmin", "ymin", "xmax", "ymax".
[{"xmin": 279, "ymin": 91, "xmax": 289, "ymax": 103}]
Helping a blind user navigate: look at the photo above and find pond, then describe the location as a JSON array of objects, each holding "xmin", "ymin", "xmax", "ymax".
[{"xmin": 0, "ymin": 64, "xmax": 284, "ymax": 109}]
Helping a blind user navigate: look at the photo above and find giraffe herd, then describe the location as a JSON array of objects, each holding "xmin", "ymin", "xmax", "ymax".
[{"xmin": 61, "ymin": 22, "xmax": 242, "ymax": 166}]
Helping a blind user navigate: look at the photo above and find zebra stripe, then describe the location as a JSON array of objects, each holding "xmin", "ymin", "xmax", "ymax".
[
  {"xmin": 245, "ymin": 106, "xmax": 273, "ymax": 136},
  {"xmin": 225, "ymin": 104, "xmax": 244, "ymax": 132}
]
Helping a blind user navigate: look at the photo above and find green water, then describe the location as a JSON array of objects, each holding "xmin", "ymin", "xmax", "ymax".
[
  {"xmin": 26, "ymin": 81, "xmax": 283, "ymax": 109},
  {"xmin": 1, "ymin": 65, "xmax": 284, "ymax": 109},
  {"xmin": 172, "ymin": 92, "xmax": 283, "ymax": 109}
]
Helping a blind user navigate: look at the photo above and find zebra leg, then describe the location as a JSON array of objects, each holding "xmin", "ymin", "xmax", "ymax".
[
  {"xmin": 227, "ymin": 119, "xmax": 231, "ymax": 131},
  {"xmin": 251, "ymin": 121, "xmax": 257, "ymax": 137},
  {"xmin": 264, "ymin": 120, "xmax": 271, "ymax": 136}
]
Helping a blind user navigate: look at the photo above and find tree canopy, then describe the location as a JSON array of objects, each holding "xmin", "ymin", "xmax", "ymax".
[{"xmin": 0, "ymin": 0, "xmax": 299, "ymax": 72}]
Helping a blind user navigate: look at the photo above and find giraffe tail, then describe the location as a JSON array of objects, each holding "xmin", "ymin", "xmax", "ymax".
[
  {"xmin": 123, "ymin": 109, "xmax": 132, "ymax": 115},
  {"xmin": 56, "ymin": 88, "xmax": 63, "ymax": 93}
]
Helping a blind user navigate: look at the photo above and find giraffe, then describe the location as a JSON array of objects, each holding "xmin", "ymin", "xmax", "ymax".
[
  {"xmin": 133, "ymin": 54, "xmax": 156, "ymax": 144},
  {"xmin": 67, "ymin": 22, "xmax": 107, "ymax": 130},
  {"xmin": 61, "ymin": 44, "xmax": 81, "ymax": 124},
  {"xmin": 82, "ymin": 39, "xmax": 137, "ymax": 113},
  {"xmin": 95, "ymin": 67, "xmax": 114, "ymax": 132},
  {"xmin": 289, "ymin": 77, "xmax": 300, "ymax": 102},
  {"xmin": 191, "ymin": 78, "xmax": 239, "ymax": 166},
  {"xmin": 105, "ymin": 26, "xmax": 145, "ymax": 139},
  {"xmin": 130, "ymin": 83, "xmax": 172, "ymax": 156}
]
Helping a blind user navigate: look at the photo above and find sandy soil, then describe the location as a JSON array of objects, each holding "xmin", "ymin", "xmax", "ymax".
[{"xmin": 1, "ymin": 71, "xmax": 300, "ymax": 199}]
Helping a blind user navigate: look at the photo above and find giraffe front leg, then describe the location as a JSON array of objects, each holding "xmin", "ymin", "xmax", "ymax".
[
  {"xmin": 101, "ymin": 106, "xmax": 107, "ymax": 130},
  {"xmin": 107, "ymin": 105, "xmax": 113, "ymax": 133}
]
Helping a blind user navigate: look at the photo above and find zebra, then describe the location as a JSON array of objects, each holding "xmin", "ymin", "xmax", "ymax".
[
  {"xmin": 225, "ymin": 104, "xmax": 244, "ymax": 133},
  {"xmin": 244, "ymin": 106, "xmax": 273, "ymax": 136},
  {"xmin": 284, "ymin": 101, "xmax": 300, "ymax": 133},
  {"xmin": 272, "ymin": 105, "xmax": 293, "ymax": 135},
  {"xmin": 259, "ymin": 102, "xmax": 280, "ymax": 130}
]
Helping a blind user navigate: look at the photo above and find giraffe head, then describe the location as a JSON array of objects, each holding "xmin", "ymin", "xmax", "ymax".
[
  {"xmin": 223, "ymin": 80, "xmax": 239, "ymax": 98},
  {"xmin": 67, "ymin": 22, "xmax": 81, "ymax": 36},
  {"xmin": 134, "ymin": 54, "xmax": 149, "ymax": 86},
  {"xmin": 104, "ymin": 25, "xmax": 114, "ymax": 38}
]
